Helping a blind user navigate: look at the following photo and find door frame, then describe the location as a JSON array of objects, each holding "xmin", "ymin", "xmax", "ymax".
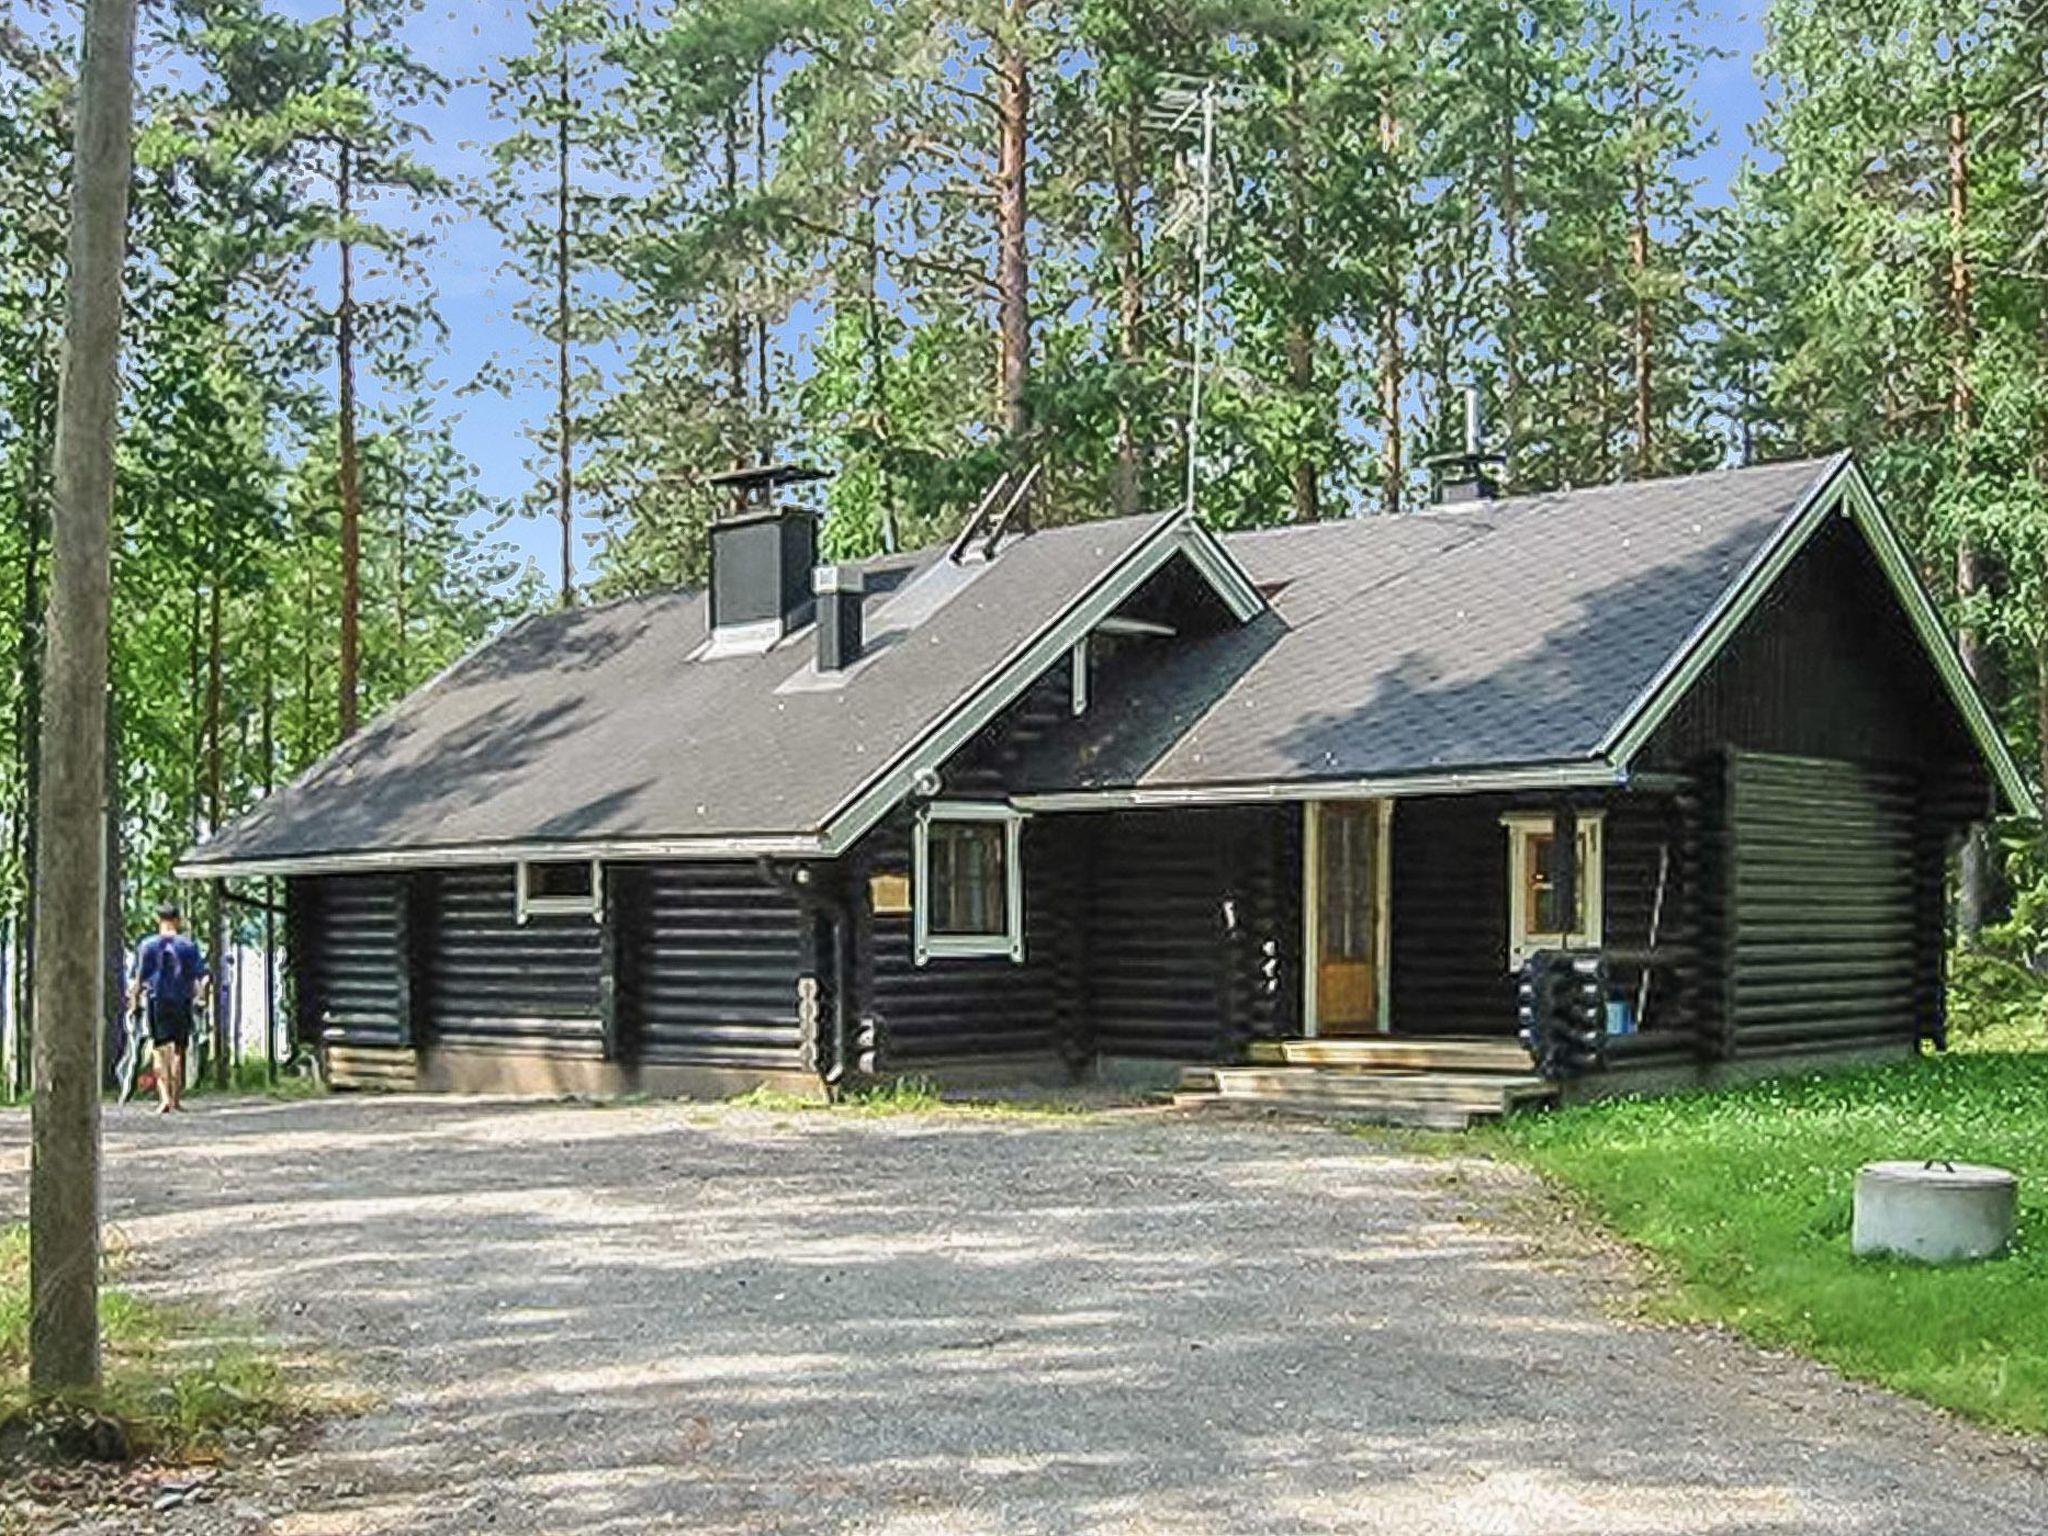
[{"xmin": 1300, "ymin": 799, "xmax": 1394, "ymax": 1038}]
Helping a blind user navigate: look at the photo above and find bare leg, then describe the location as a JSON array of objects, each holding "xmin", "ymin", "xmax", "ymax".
[{"xmin": 153, "ymin": 1042, "xmax": 175, "ymax": 1112}]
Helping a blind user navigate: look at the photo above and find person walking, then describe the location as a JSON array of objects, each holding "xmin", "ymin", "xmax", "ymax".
[{"xmin": 126, "ymin": 902, "xmax": 210, "ymax": 1113}]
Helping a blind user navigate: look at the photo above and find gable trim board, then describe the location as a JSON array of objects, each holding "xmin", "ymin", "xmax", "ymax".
[
  {"xmin": 1599, "ymin": 453, "xmax": 2036, "ymax": 818},
  {"xmin": 177, "ymin": 513, "xmax": 1265, "ymax": 881},
  {"xmin": 813, "ymin": 514, "xmax": 1264, "ymax": 859}
]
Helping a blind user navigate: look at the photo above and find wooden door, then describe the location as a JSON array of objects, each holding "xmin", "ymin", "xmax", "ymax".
[{"xmin": 1312, "ymin": 802, "xmax": 1384, "ymax": 1036}]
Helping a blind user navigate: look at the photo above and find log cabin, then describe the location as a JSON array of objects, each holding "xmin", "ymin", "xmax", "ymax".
[{"xmin": 182, "ymin": 453, "xmax": 2036, "ymax": 1125}]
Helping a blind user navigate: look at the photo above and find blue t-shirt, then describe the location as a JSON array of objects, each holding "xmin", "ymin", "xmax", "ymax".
[{"xmin": 135, "ymin": 934, "xmax": 207, "ymax": 1007}]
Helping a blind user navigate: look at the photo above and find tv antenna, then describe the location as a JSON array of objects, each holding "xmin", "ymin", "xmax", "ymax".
[{"xmin": 1143, "ymin": 75, "xmax": 1248, "ymax": 518}]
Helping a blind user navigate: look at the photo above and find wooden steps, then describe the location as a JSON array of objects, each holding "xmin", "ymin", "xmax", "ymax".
[
  {"xmin": 323, "ymin": 1043, "xmax": 420, "ymax": 1092},
  {"xmin": 1247, "ymin": 1036, "xmax": 1533, "ymax": 1074},
  {"xmin": 1175, "ymin": 1037, "xmax": 1553, "ymax": 1129}
]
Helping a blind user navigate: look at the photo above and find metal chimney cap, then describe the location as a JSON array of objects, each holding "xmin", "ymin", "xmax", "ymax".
[
  {"xmin": 813, "ymin": 564, "xmax": 866, "ymax": 597},
  {"xmin": 706, "ymin": 462, "xmax": 829, "ymax": 492}
]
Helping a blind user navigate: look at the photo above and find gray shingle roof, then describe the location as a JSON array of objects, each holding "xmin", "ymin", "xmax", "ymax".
[
  {"xmin": 1018, "ymin": 456, "xmax": 1838, "ymax": 794},
  {"xmin": 188, "ymin": 456, "xmax": 1852, "ymax": 872},
  {"xmin": 188, "ymin": 512, "xmax": 1174, "ymax": 869}
]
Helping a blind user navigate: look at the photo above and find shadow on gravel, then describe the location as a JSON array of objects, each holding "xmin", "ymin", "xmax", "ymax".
[{"xmin": 4, "ymin": 1095, "xmax": 2040, "ymax": 1535}]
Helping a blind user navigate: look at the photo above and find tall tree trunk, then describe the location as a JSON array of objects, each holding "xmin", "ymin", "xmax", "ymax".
[
  {"xmin": 1626, "ymin": 0, "xmax": 1653, "ymax": 477},
  {"xmin": 204, "ymin": 513, "xmax": 224, "ymax": 1086},
  {"xmin": 858, "ymin": 210, "xmax": 897, "ymax": 552},
  {"xmin": 336, "ymin": 0, "xmax": 362, "ymax": 737},
  {"xmin": 1285, "ymin": 61, "xmax": 1318, "ymax": 523},
  {"xmin": 993, "ymin": 0, "xmax": 1031, "ymax": 444},
  {"xmin": 11, "ymin": 444, "xmax": 46, "ymax": 1099},
  {"xmin": 723, "ymin": 106, "xmax": 746, "ymax": 418},
  {"xmin": 1111, "ymin": 105, "xmax": 1144, "ymax": 518},
  {"xmin": 261, "ymin": 609, "xmax": 277, "ymax": 1079},
  {"xmin": 1498, "ymin": 62, "xmax": 1523, "ymax": 486},
  {"xmin": 2038, "ymin": 638, "xmax": 2048, "ymax": 817},
  {"xmin": 754, "ymin": 68, "xmax": 771, "ymax": 422},
  {"xmin": 1948, "ymin": 96, "xmax": 1993, "ymax": 942},
  {"xmin": 393, "ymin": 488, "xmax": 407, "ymax": 686},
  {"xmin": 100, "ymin": 687, "xmax": 120, "ymax": 1089},
  {"xmin": 1378, "ymin": 88, "xmax": 1403, "ymax": 516},
  {"xmin": 555, "ymin": 41, "xmax": 575, "ymax": 607},
  {"xmin": 30, "ymin": 0, "xmax": 137, "ymax": 1397},
  {"xmin": 1286, "ymin": 323, "xmax": 1317, "ymax": 521}
]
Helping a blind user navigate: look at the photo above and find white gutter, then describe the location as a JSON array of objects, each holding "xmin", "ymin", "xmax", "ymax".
[
  {"xmin": 1011, "ymin": 760, "xmax": 1629, "ymax": 812},
  {"xmin": 175, "ymin": 830, "xmax": 830, "ymax": 882}
]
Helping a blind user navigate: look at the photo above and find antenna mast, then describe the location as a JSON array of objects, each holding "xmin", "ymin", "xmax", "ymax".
[{"xmin": 1145, "ymin": 75, "xmax": 1244, "ymax": 519}]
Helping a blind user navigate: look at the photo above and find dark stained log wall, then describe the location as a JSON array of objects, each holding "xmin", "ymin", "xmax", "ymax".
[
  {"xmin": 624, "ymin": 861, "xmax": 811, "ymax": 1070},
  {"xmin": 1719, "ymin": 752, "xmax": 1923, "ymax": 1055},
  {"xmin": 852, "ymin": 813, "xmax": 1072, "ymax": 1069},
  {"xmin": 1641, "ymin": 518, "xmax": 1986, "ymax": 800},
  {"xmin": 1388, "ymin": 793, "xmax": 1686, "ymax": 1040},
  {"xmin": 294, "ymin": 873, "xmax": 406, "ymax": 1047},
  {"xmin": 1083, "ymin": 806, "xmax": 1290, "ymax": 1061},
  {"xmin": 422, "ymin": 867, "xmax": 604, "ymax": 1054}
]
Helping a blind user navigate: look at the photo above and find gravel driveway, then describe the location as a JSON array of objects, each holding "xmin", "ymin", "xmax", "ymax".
[{"xmin": 3, "ymin": 1094, "xmax": 2044, "ymax": 1534}]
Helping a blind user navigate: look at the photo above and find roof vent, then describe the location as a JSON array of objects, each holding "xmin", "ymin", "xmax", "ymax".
[
  {"xmin": 814, "ymin": 565, "xmax": 867, "ymax": 672},
  {"xmin": 1425, "ymin": 388, "xmax": 1506, "ymax": 506},
  {"xmin": 705, "ymin": 463, "xmax": 828, "ymax": 655}
]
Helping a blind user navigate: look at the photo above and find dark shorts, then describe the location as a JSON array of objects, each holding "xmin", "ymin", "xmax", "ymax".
[{"xmin": 147, "ymin": 998, "xmax": 193, "ymax": 1049}]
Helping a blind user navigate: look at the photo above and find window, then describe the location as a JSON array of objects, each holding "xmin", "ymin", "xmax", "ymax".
[
  {"xmin": 516, "ymin": 859, "xmax": 602, "ymax": 923},
  {"xmin": 1502, "ymin": 812, "xmax": 1603, "ymax": 969},
  {"xmin": 913, "ymin": 803, "xmax": 1025, "ymax": 963}
]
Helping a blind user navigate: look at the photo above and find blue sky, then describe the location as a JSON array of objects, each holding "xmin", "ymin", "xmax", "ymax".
[{"xmin": 383, "ymin": 0, "xmax": 1772, "ymax": 584}]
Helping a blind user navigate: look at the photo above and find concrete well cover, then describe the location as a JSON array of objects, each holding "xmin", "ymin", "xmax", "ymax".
[{"xmin": 1852, "ymin": 1161, "xmax": 2019, "ymax": 1264}]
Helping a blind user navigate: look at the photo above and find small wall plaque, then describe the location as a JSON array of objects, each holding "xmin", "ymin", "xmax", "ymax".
[{"xmin": 869, "ymin": 872, "xmax": 912, "ymax": 915}]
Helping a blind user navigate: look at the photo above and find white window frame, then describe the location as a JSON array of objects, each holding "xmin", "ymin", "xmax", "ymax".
[
  {"xmin": 516, "ymin": 858, "xmax": 604, "ymax": 924},
  {"xmin": 913, "ymin": 802, "xmax": 1026, "ymax": 965},
  {"xmin": 1501, "ymin": 811, "xmax": 1604, "ymax": 971},
  {"xmin": 1069, "ymin": 634, "xmax": 1090, "ymax": 716}
]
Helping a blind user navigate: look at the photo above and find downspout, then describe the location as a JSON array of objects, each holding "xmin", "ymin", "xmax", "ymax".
[{"xmin": 755, "ymin": 857, "xmax": 853, "ymax": 1093}]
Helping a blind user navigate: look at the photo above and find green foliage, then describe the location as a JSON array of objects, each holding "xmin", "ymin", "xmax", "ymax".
[
  {"xmin": 1496, "ymin": 1052, "xmax": 2048, "ymax": 1433},
  {"xmin": 0, "ymin": 1225, "xmax": 300, "ymax": 1461},
  {"xmin": 1947, "ymin": 950, "xmax": 2048, "ymax": 1054},
  {"xmin": 0, "ymin": 6, "xmax": 534, "ymax": 1076}
]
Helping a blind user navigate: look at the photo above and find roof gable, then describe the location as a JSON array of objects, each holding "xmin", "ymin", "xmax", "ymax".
[
  {"xmin": 1011, "ymin": 456, "xmax": 2033, "ymax": 817},
  {"xmin": 183, "ymin": 453, "xmax": 2033, "ymax": 876},
  {"xmin": 1604, "ymin": 455, "xmax": 2034, "ymax": 815},
  {"xmin": 1013, "ymin": 458, "xmax": 1841, "ymax": 801},
  {"xmin": 181, "ymin": 511, "xmax": 1264, "ymax": 876}
]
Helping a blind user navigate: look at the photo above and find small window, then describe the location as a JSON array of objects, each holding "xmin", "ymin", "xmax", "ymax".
[
  {"xmin": 516, "ymin": 859, "xmax": 603, "ymax": 923},
  {"xmin": 913, "ymin": 803, "xmax": 1025, "ymax": 963},
  {"xmin": 1502, "ymin": 813, "xmax": 1603, "ymax": 969}
]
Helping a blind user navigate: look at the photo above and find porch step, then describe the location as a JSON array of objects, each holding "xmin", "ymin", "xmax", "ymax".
[
  {"xmin": 323, "ymin": 1043, "xmax": 419, "ymax": 1092},
  {"xmin": 1248, "ymin": 1037, "xmax": 1534, "ymax": 1074},
  {"xmin": 1174, "ymin": 1065, "xmax": 1556, "ymax": 1130}
]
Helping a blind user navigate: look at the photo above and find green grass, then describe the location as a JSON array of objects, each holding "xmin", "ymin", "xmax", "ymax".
[
  {"xmin": 182, "ymin": 1056, "xmax": 326, "ymax": 1101},
  {"xmin": 1493, "ymin": 1050, "xmax": 2048, "ymax": 1434},
  {"xmin": 726, "ymin": 1075, "xmax": 1118, "ymax": 1120},
  {"xmin": 0, "ymin": 1224, "xmax": 304, "ymax": 1463}
]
